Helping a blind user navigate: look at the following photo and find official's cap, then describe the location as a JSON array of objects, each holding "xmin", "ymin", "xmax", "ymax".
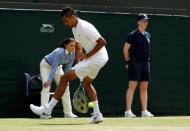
[{"xmin": 137, "ymin": 14, "xmax": 150, "ymax": 21}]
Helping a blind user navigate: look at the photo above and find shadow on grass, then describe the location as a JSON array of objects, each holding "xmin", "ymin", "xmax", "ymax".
[{"xmin": 40, "ymin": 123, "xmax": 89, "ymax": 125}]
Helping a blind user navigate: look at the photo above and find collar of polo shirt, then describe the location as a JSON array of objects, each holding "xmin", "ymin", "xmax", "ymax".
[
  {"xmin": 75, "ymin": 18, "xmax": 82, "ymax": 29},
  {"xmin": 65, "ymin": 49, "xmax": 71, "ymax": 55},
  {"xmin": 137, "ymin": 28, "xmax": 146, "ymax": 35}
]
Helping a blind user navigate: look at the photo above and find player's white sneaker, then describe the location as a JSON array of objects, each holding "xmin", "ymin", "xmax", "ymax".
[
  {"xmin": 141, "ymin": 110, "xmax": 154, "ymax": 117},
  {"xmin": 90, "ymin": 113, "xmax": 103, "ymax": 123},
  {"xmin": 124, "ymin": 110, "xmax": 136, "ymax": 118},
  {"xmin": 64, "ymin": 112, "xmax": 78, "ymax": 118},
  {"xmin": 30, "ymin": 104, "xmax": 52, "ymax": 119}
]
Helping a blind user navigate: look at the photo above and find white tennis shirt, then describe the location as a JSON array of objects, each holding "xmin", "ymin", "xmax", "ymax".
[{"xmin": 72, "ymin": 18, "xmax": 108, "ymax": 60}]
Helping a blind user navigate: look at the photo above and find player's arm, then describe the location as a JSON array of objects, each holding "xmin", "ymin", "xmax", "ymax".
[
  {"xmin": 86, "ymin": 37, "xmax": 107, "ymax": 58},
  {"xmin": 82, "ymin": 24, "xmax": 107, "ymax": 59},
  {"xmin": 75, "ymin": 42, "xmax": 83, "ymax": 63},
  {"xmin": 123, "ymin": 42, "xmax": 131, "ymax": 62}
]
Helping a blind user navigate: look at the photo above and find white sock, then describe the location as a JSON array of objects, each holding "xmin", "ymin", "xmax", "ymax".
[
  {"xmin": 48, "ymin": 97, "xmax": 58, "ymax": 112},
  {"xmin": 93, "ymin": 100, "xmax": 100, "ymax": 114}
]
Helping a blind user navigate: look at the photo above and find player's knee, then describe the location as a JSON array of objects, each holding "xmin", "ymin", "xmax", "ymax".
[
  {"xmin": 60, "ymin": 72, "xmax": 72, "ymax": 83},
  {"xmin": 61, "ymin": 70, "xmax": 76, "ymax": 82},
  {"xmin": 60, "ymin": 74, "xmax": 68, "ymax": 82},
  {"xmin": 82, "ymin": 81, "xmax": 90, "ymax": 88},
  {"xmin": 82, "ymin": 76, "xmax": 92, "ymax": 87}
]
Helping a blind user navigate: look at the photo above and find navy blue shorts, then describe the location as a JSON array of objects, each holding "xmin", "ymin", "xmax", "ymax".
[{"xmin": 128, "ymin": 61, "xmax": 150, "ymax": 82}]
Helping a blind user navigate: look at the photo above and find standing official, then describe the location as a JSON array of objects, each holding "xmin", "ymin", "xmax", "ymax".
[{"xmin": 123, "ymin": 14, "xmax": 154, "ymax": 118}]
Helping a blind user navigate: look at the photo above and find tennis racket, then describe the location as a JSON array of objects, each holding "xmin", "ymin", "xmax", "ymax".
[{"xmin": 73, "ymin": 81, "xmax": 89, "ymax": 114}]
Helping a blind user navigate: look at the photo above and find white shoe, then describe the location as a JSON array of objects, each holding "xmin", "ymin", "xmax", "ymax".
[
  {"xmin": 90, "ymin": 113, "xmax": 103, "ymax": 124},
  {"xmin": 64, "ymin": 112, "xmax": 78, "ymax": 118},
  {"xmin": 141, "ymin": 110, "xmax": 154, "ymax": 117},
  {"xmin": 124, "ymin": 111, "xmax": 136, "ymax": 118},
  {"xmin": 40, "ymin": 115, "xmax": 52, "ymax": 119},
  {"xmin": 30, "ymin": 104, "xmax": 51, "ymax": 119}
]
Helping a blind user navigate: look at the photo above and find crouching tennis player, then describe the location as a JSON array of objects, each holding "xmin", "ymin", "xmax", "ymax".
[{"xmin": 30, "ymin": 7, "xmax": 109, "ymax": 123}]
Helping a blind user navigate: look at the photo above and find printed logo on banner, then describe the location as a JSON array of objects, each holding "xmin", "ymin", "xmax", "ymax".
[{"xmin": 40, "ymin": 24, "xmax": 55, "ymax": 33}]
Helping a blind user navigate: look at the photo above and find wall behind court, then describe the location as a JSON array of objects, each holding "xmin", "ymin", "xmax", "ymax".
[{"xmin": 0, "ymin": 9, "xmax": 189, "ymax": 117}]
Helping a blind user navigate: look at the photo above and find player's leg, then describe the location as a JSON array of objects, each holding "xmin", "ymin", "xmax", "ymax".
[
  {"xmin": 40, "ymin": 59, "xmax": 51, "ymax": 106},
  {"xmin": 82, "ymin": 76, "xmax": 103, "ymax": 123},
  {"xmin": 139, "ymin": 62, "xmax": 154, "ymax": 117},
  {"xmin": 82, "ymin": 76, "xmax": 97, "ymax": 101},
  {"xmin": 54, "ymin": 66, "xmax": 77, "ymax": 118},
  {"xmin": 31, "ymin": 59, "xmax": 52, "ymax": 119},
  {"xmin": 30, "ymin": 69, "xmax": 77, "ymax": 117},
  {"xmin": 82, "ymin": 76, "xmax": 99, "ymax": 113},
  {"xmin": 53, "ymin": 69, "xmax": 77, "ymax": 99},
  {"xmin": 72, "ymin": 58, "xmax": 106, "ymax": 123}
]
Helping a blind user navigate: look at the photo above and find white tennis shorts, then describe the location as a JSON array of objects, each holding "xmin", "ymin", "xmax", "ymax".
[{"xmin": 72, "ymin": 47, "xmax": 109, "ymax": 80}]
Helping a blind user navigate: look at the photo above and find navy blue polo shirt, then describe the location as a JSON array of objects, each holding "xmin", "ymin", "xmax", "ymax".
[{"xmin": 125, "ymin": 29, "xmax": 151, "ymax": 62}]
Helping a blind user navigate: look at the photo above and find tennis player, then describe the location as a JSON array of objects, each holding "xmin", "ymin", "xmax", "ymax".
[{"xmin": 30, "ymin": 7, "xmax": 109, "ymax": 123}]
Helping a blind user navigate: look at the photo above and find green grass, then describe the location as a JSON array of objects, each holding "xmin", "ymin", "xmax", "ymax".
[{"xmin": 0, "ymin": 117, "xmax": 190, "ymax": 131}]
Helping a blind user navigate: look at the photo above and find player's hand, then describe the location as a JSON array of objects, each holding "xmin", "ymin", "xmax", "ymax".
[
  {"xmin": 44, "ymin": 81, "xmax": 51, "ymax": 88},
  {"xmin": 77, "ymin": 52, "xmax": 88, "ymax": 60},
  {"xmin": 76, "ymin": 52, "xmax": 83, "ymax": 61},
  {"xmin": 81, "ymin": 53, "xmax": 88, "ymax": 59}
]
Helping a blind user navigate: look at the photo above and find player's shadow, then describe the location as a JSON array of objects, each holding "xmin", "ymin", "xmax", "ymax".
[{"xmin": 40, "ymin": 123, "xmax": 89, "ymax": 125}]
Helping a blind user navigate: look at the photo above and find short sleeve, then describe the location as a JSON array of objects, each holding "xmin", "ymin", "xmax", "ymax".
[
  {"xmin": 145, "ymin": 32, "xmax": 151, "ymax": 43},
  {"xmin": 72, "ymin": 28, "xmax": 80, "ymax": 43},
  {"xmin": 125, "ymin": 34, "xmax": 134, "ymax": 45},
  {"xmin": 82, "ymin": 23, "xmax": 101, "ymax": 43},
  {"xmin": 147, "ymin": 32, "xmax": 151, "ymax": 39}
]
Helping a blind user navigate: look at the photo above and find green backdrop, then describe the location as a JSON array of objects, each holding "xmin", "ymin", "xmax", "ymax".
[{"xmin": 0, "ymin": 9, "xmax": 189, "ymax": 117}]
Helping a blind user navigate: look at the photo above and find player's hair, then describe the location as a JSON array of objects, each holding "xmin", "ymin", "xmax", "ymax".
[
  {"xmin": 59, "ymin": 38, "xmax": 75, "ymax": 48},
  {"xmin": 60, "ymin": 7, "xmax": 77, "ymax": 17}
]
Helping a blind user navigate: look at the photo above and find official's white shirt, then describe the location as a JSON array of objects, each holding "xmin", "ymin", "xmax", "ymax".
[{"xmin": 72, "ymin": 18, "xmax": 108, "ymax": 60}]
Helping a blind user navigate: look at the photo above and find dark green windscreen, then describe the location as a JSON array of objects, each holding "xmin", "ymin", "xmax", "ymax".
[{"xmin": 0, "ymin": 9, "xmax": 189, "ymax": 117}]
